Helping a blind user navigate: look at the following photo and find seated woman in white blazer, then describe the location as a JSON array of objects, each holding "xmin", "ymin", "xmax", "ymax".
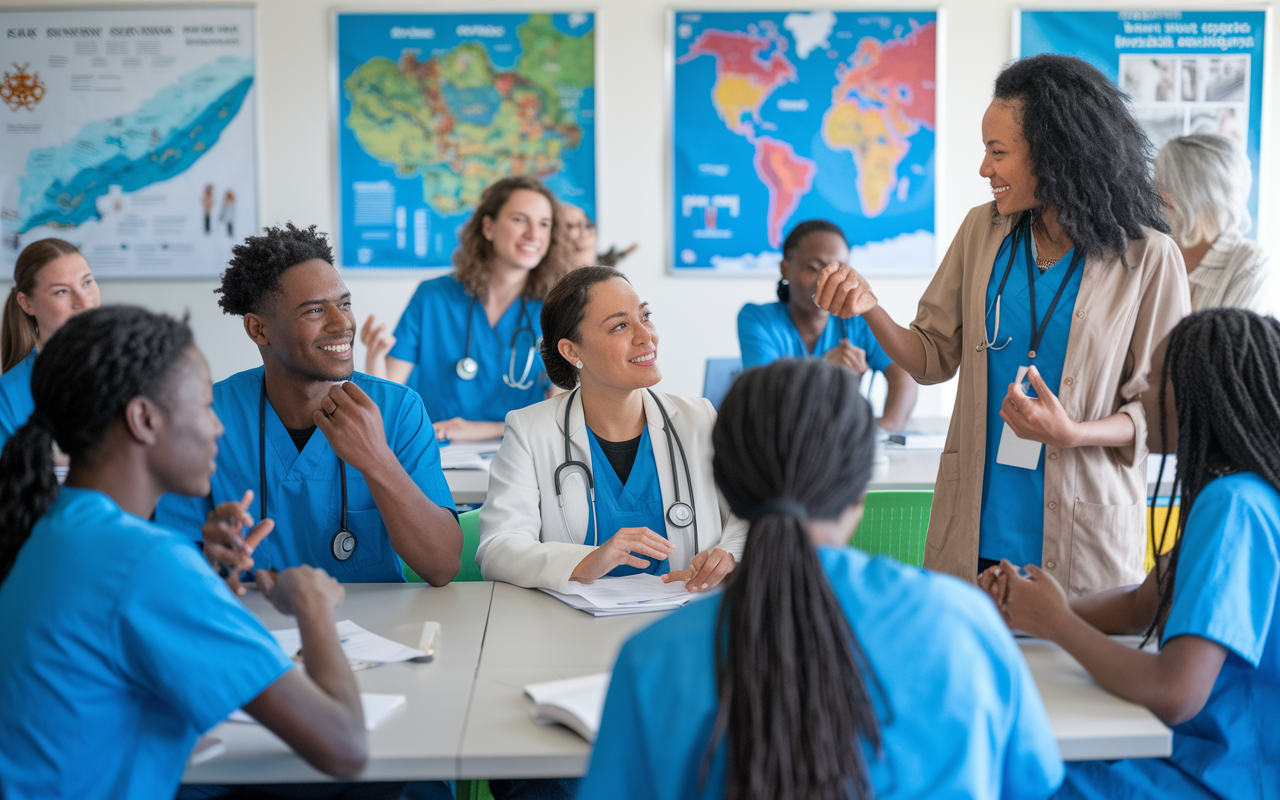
[{"xmin": 477, "ymin": 266, "xmax": 746, "ymax": 593}]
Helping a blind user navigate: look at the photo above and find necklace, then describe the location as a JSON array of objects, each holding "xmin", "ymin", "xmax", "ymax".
[{"xmin": 1036, "ymin": 255, "xmax": 1057, "ymax": 272}]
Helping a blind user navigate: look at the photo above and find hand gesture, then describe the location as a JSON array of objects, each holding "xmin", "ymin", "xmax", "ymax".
[
  {"xmin": 360, "ymin": 314, "xmax": 395, "ymax": 379},
  {"xmin": 663, "ymin": 548, "xmax": 736, "ymax": 592},
  {"xmin": 982, "ymin": 559, "xmax": 1073, "ymax": 639},
  {"xmin": 1000, "ymin": 366, "xmax": 1078, "ymax": 448},
  {"xmin": 201, "ymin": 490, "xmax": 275, "ymax": 595},
  {"xmin": 315, "ymin": 381, "xmax": 392, "ymax": 475},
  {"xmin": 814, "ymin": 262, "xmax": 878, "ymax": 319},
  {"xmin": 570, "ymin": 527, "xmax": 676, "ymax": 584},
  {"xmin": 256, "ymin": 565, "xmax": 345, "ymax": 617},
  {"xmin": 823, "ymin": 339, "xmax": 869, "ymax": 377}
]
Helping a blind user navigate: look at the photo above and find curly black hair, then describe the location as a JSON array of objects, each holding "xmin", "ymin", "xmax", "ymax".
[
  {"xmin": 0, "ymin": 305, "xmax": 194, "ymax": 583},
  {"xmin": 777, "ymin": 220, "xmax": 847, "ymax": 302},
  {"xmin": 217, "ymin": 223, "xmax": 334, "ymax": 316},
  {"xmin": 993, "ymin": 54, "xmax": 1169, "ymax": 260}
]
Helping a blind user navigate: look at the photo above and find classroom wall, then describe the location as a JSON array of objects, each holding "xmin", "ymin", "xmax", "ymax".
[{"xmin": 4, "ymin": 0, "xmax": 1276, "ymax": 418}]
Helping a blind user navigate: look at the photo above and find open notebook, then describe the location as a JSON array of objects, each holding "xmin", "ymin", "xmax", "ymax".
[{"xmin": 524, "ymin": 674, "xmax": 610, "ymax": 743}]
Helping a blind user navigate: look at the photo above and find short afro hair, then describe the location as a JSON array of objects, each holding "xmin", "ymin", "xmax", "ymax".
[{"xmin": 217, "ymin": 223, "xmax": 334, "ymax": 316}]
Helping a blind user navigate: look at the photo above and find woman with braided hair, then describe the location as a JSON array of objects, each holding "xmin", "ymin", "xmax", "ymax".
[
  {"xmin": 0, "ymin": 306, "xmax": 369, "ymax": 799},
  {"xmin": 581, "ymin": 359, "xmax": 1063, "ymax": 800},
  {"xmin": 983, "ymin": 308, "xmax": 1280, "ymax": 798}
]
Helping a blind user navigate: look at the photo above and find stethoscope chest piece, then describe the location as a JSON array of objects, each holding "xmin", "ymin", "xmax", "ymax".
[
  {"xmin": 331, "ymin": 527, "xmax": 357, "ymax": 561},
  {"xmin": 456, "ymin": 356, "xmax": 479, "ymax": 381},
  {"xmin": 667, "ymin": 501, "xmax": 694, "ymax": 528}
]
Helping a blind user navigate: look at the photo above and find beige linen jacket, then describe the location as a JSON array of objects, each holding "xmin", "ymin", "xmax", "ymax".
[{"xmin": 915, "ymin": 204, "xmax": 1191, "ymax": 596}]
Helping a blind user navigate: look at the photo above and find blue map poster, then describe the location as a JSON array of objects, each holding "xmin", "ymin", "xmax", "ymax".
[
  {"xmin": 669, "ymin": 10, "xmax": 937, "ymax": 276},
  {"xmin": 1018, "ymin": 9, "xmax": 1267, "ymax": 238},
  {"xmin": 0, "ymin": 6, "xmax": 257, "ymax": 279},
  {"xmin": 335, "ymin": 12, "xmax": 596, "ymax": 269}
]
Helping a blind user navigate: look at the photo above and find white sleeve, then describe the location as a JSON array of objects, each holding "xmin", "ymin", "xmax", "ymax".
[{"xmin": 476, "ymin": 410, "xmax": 595, "ymax": 592}]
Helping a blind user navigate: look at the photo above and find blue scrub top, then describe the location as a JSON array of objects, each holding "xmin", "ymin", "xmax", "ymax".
[
  {"xmin": 581, "ymin": 547, "xmax": 1064, "ymax": 799},
  {"xmin": 978, "ymin": 234, "xmax": 1082, "ymax": 566},
  {"xmin": 737, "ymin": 301, "xmax": 892, "ymax": 371},
  {"xmin": 0, "ymin": 488, "xmax": 291, "ymax": 800},
  {"xmin": 1060, "ymin": 473, "xmax": 1280, "ymax": 800},
  {"xmin": 388, "ymin": 274, "xmax": 549, "ymax": 423},
  {"xmin": 155, "ymin": 367, "xmax": 456, "ymax": 583},
  {"xmin": 0, "ymin": 349, "xmax": 37, "ymax": 448},
  {"xmin": 586, "ymin": 426, "xmax": 670, "ymax": 577}
]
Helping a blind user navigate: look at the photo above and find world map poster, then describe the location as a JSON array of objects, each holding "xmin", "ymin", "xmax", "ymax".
[
  {"xmin": 336, "ymin": 12, "xmax": 595, "ymax": 269},
  {"xmin": 0, "ymin": 7, "xmax": 257, "ymax": 279},
  {"xmin": 670, "ymin": 10, "xmax": 937, "ymax": 276}
]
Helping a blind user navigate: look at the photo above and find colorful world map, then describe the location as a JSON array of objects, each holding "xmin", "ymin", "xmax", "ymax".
[
  {"xmin": 337, "ymin": 13, "xmax": 595, "ymax": 268},
  {"xmin": 672, "ymin": 11, "xmax": 936, "ymax": 274}
]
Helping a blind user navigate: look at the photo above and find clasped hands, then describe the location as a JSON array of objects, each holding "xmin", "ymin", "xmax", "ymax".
[
  {"xmin": 978, "ymin": 559, "xmax": 1075, "ymax": 639},
  {"xmin": 570, "ymin": 526, "xmax": 735, "ymax": 592}
]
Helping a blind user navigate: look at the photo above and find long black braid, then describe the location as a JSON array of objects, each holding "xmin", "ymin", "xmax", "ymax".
[
  {"xmin": 1146, "ymin": 309, "xmax": 1280, "ymax": 643},
  {"xmin": 0, "ymin": 306, "xmax": 194, "ymax": 584},
  {"xmin": 708, "ymin": 358, "xmax": 884, "ymax": 800}
]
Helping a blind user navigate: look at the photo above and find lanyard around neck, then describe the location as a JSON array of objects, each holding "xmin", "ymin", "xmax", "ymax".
[{"xmin": 992, "ymin": 214, "xmax": 1083, "ymax": 360}]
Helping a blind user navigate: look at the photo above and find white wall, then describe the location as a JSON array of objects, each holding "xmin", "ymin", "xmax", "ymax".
[{"xmin": 5, "ymin": 0, "xmax": 1277, "ymax": 417}]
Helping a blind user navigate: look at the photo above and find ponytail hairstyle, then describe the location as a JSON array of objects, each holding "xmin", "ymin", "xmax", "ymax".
[
  {"xmin": 3, "ymin": 238, "xmax": 82, "ymax": 373},
  {"xmin": 1146, "ymin": 308, "xmax": 1280, "ymax": 644},
  {"xmin": 777, "ymin": 220, "xmax": 847, "ymax": 303},
  {"xmin": 0, "ymin": 306, "xmax": 195, "ymax": 584},
  {"xmin": 708, "ymin": 358, "xmax": 884, "ymax": 800}
]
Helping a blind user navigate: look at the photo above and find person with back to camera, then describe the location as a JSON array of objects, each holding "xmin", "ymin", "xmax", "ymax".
[
  {"xmin": 982, "ymin": 308, "xmax": 1280, "ymax": 799},
  {"xmin": 0, "ymin": 237, "xmax": 101, "ymax": 447},
  {"xmin": 1155, "ymin": 133, "xmax": 1272, "ymax": 313},
  {"xmin": 477, "ymin": 266, "xmax": 747, "ymax": 594},
  {"xmin": 155, "ymin": 223, "xmax": 461, "ymax": 589},
  {"xmin": 361, "ymin": 176, "xmax": 572, "ymax": 442},
  {"xmin": 737, "ymin": 219, "xmax": 918, "ymax": 430},
  {"xmin": 0, "ymin": 307, "xmax": 367, "ymax": 800},
  {"xmin": 813, "ymin": 54, "xmax": 1191, "ymax": 595},
  {"xmin": 580, "ymin": 358, "xmax": 1064, "ymax": 800}
]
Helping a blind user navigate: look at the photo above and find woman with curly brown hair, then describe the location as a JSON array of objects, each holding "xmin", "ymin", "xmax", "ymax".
[{"xmin": 363, "ymin": 176, "xmax": 574, "ymax": 442}]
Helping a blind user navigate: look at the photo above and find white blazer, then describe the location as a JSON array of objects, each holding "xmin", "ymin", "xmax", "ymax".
[{"xmin": 476, "ymin": 388, "xmax": 748, "ymax": 592}]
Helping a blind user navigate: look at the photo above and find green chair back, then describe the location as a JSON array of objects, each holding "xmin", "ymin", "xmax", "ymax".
[
  {"xmin": 403, "ymin": 508, "xmax": 484, "ymax": 583},
  {"xmin": 849, "ymin": 490, "xmax": 932, "ymax": 567}
]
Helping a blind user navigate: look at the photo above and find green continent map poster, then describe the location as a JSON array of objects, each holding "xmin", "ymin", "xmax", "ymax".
[
  {"xmin": 670, "ymin": 10, "xmax": 936, "ymax": 276},
  {"xmin": 336, "ymin": 12, "xmax": 595, "ymax": 268}
]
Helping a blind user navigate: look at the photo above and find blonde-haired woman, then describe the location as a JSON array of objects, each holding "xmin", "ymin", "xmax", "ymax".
[
  {"xmin": 363, "ymin": 176, "xmax": 573, "ymax": 442},
  {"xmin": 0, "ymin": 238, "xmax": 100, "ymax": 447},
  {"xmin": 1155, "ymin": 133, "xmax": 1272, "ymax": 313}
]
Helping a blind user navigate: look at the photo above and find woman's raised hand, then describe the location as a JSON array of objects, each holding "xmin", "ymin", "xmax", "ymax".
[
  {"xmin": 815, "ymin": 262, "xmax": 878, "ymax": 318},
  {"xmin": 359, "ymin": 314, "xmax": 395, "ymax": 378}
]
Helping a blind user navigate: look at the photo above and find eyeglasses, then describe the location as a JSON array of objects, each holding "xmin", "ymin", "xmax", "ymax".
[{"xmin": 564, "ymin": 221, "xmax": 596, "ymax": 233}]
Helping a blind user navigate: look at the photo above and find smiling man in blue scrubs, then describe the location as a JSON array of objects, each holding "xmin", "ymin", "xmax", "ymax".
[{"xmin": 156, "ymin": 223, "xmax": 462, "ymax": 587}]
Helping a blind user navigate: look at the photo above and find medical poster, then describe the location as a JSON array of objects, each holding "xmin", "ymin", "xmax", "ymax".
[
  {"xmin": 669, "ymin": 10, "xmax": 938, "ymax": 276},
  {"xmin": 335, "ymin": 12, "xmax": 596, "ymax": 269},
  {"xmin": 1017, "ymin": 9, "xmax": 1268, "ymax": 238},
  {"xmin": 0, "ymin": 6, "xmax": 258, "ymax": 279}
]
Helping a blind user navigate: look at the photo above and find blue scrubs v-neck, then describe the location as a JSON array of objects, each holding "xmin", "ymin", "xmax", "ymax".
[
  {"xmin": 388, "ymin": 275, "xmax": 547, "ymax": 423},
  {"xmin": 978, "ymin": 233, "xmax": 1083, "ymax": 567},
  {"xmin": 0, "ymin": 349, "xmax": 37, "ymax": 447},
  {"xmin": 586, "ymin": 426, "xmax": 670, "ymax": 577},
  {"xmin": 737, "ymin": 301, "xmax": 891, "ymax": 371}
]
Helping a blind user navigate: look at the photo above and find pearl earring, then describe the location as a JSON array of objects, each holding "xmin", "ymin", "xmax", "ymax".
[{"xmin": 575, "ymin": 360, "xmax": 584, "ymax": 369}]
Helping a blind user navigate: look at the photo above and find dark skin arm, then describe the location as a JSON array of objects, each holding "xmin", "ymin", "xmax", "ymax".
[
  {"xmin": 979, "ymin": 560, "xmax": 1228, "ymax": 726},
  {"xmin": 316, "ymin": 381, "xmax": 462, "ymax": 586},
  {"xmin": 813, "ymin": 262, "xmax": 931, "ymax": 378},
  {"xmin": 242, "ymin": 566, "xmax": 367, "ymax": 778}
]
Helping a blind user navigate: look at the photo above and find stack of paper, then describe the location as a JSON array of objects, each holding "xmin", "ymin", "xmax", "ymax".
[
  {"xmin": 269, "ymin": 619, "xmax": 430, "ymax": 669},
  {"xmin": 541, "ymin": 573, "xmax": 704, "ymax": 617},
  {"xmin": 440, "ymin": 438, "xmax": 502, "ymax": 470},
  {"xmin": 228, "ymin": 693, "xmax": 407, "ymax": 731},
  {"xmin": 524, "ymin": 673, "xmax": 610, "ymax": 743}
]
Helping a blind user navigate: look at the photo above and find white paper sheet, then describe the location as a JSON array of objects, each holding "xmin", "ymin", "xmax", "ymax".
[
  {"xmin": 269, "ymin": 619, "xmax": 427, "ymax": 664},
  {"xmin": 440, "ymin": 438, "xmax": 502, "ymax": 470},
  {"xmin": 540, "ymin": 574, "xmax": 704, "ymax": 616},
  {"xmin": 228, "ymin": 693, "xmax": 406, "ymax": 731}
]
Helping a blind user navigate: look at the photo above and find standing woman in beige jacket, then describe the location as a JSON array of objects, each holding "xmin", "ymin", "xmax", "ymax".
[{"xmin": 816, "ymin": 55, "xmax": 1191, "ymax": 596}]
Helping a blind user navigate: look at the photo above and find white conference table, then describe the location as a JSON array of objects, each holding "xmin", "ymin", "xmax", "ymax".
[{"xmin": 182, "ymin": 581, "xmax": 1171, "ymax": 785}]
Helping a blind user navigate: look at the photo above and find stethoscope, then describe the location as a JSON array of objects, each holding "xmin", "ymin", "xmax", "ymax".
[
  {"xmin": 978, "ymin": 212, "xmax": 1084, "ymax": 359},
  {"xmin": 552, "ymin": 388, "xmax": 698, "ymax": 554},
  {"xmin": 455, "ymin": 297, "xmax": 540, "ymax": 390},
  {"xmin": 259, "ymin": 382, "xmax": 356, "ymax": 562}
]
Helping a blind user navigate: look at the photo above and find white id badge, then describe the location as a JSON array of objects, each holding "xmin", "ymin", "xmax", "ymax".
[{"xmin": 996, "ymin": 366, "xmax": 1043, "ymax": 470}]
